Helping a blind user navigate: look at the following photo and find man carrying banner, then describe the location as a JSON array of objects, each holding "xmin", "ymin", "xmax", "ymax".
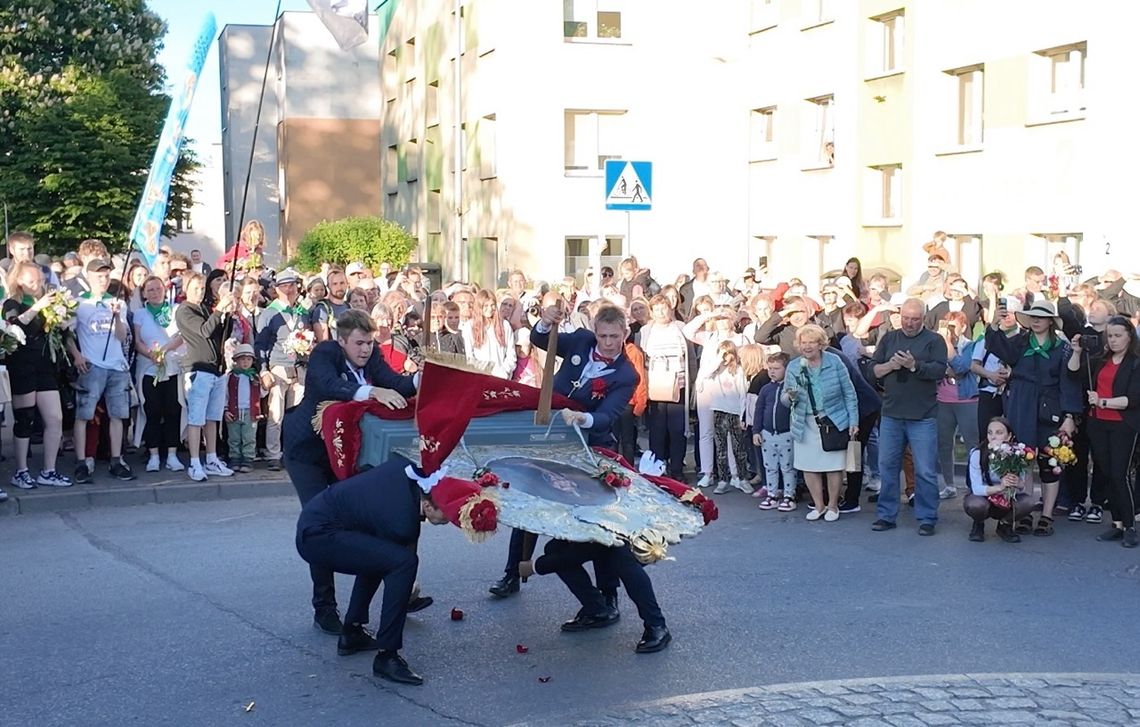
[{"xmin": 282, "ymin": 309, "xmax": 421, "ymax": 635}]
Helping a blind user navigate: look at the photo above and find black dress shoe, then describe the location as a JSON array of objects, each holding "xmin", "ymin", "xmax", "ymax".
[
  {"xmin": 337, "ymin": 624, "xmax": 379, "ymax": 656},
  {"xmin": 603, "ymin": 592, "xmax": 620, "ymax": 616},
  {"xmin": 373, "ymin": 650, "xmax": 423, "ymax": 686},
  {"xmin": 1098, "ymin": 527, "xmax": 1124, "ymax": 542},
  {"xmin": 560, "ymin": 609, "xmax": 620, "ymax": 632},
  {"xmin": 968, "ymin": 521, "xmax": 985, "ymax": 542},
  {"xmin": 996, "ymin": 522, "xmax": 1021, "ymax": 544},
  {"xmin": 1123, "ymin": 527, "xmax": 1139, "ymax": 549},
  {"xmin": 489, "ymin": 575, "xmax": 521, "ymax": 598},
  {"xmin": 406, "ymin": 596, "xmax": 434, "ymax": 613},
  {"xmin": 871, "ymin": 519, "xmax": 896, "ymax": 532},
  {"xmin": 917, "ymin": 523, "xmax": 936, "ymax": 537},
  {"xmin": 635, "ymin": 625, "xmax": 672, "ymax": 653},
  {"xmin": 313, "ymin": 609, "xmax": 343, "ymax": 635}
]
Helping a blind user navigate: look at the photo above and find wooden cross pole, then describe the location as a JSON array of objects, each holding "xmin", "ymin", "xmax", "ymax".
[{"xmin": 421, "ymin": 295, "xmax": 433, "ymax": 350}]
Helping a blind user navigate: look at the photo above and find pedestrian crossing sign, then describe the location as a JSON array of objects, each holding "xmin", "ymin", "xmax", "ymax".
[{"xmin": 605, "ymin": 160, "xmax": 652, "ymax": 211}]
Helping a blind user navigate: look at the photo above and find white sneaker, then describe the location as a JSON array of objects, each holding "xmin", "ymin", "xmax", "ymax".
[
  {"xmin": 824, "ymin": 508, "xmax": 840, "ymax": 522},
  {"xmin": 713, "ymin": 481, "xmax": 731, "ymax": 494},
  {"xmin": 166, "ymin": 456, "xmax": 186, "ymax": 472},
  {"xmin": 864, "ymin": 478, "xmax": 881, "ymax": 493},
  {"xmin": 145, "ymin": 456, "xmax": 161, "ymax": 473},
  {"xmin": 695, "ymin": 474, "xmax": 712, "ymax": 488},
  {"xmin": 806, "ymin": 508, "xmax": 823, "ymax": 521},
  {"xmin": 188, "ymin": 463, "xmax": 208, "ymax": 482},
  {"xmin": 939, "ymin": 486, "xmax": 957, "ymax": 500},
  {"xmin": 205, "ymin": 459, "xmax": 234, "ymax": 477},
  {"xmin": 732, "ymin": 477, "xmax": 754, "ymax": 494}
]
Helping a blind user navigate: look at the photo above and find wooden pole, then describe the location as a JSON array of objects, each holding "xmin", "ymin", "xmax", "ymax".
[{"xmin": 534, "ymin": 308, "xmax": 560, "ymax": 426}]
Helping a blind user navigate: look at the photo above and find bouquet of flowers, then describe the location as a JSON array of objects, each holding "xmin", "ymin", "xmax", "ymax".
[
  {"xmin": 594, "ymin": 462, "xmax": 631, "ymax": 489},
  {"xmin": 236, "ymin": 252, "xmax": 263, "ymax": 273},
  {"xmin": 0, "ymin": 318, "xmax": 26, "ymax": 357},
  {"xmin": 987, "ymin": 441, "xmax": 1036, "ymax": 509},
  {"xmin": 282, "ymin": 329, "xmax": 315, "ymax": 362},
  {"xmin": 1042, "ymin": 431, "xmax": 1077, "ymax": 477},
  {"xmin": 472, "ymin": 466, "xmax": 508, "ymax": 489},
  {"xmin": 150, "ymin": 344, "xmax": 170, "ymax": 383},
  {"xmin": 40, "ymin": 289, "xmax": 78, "ymax": 363}
]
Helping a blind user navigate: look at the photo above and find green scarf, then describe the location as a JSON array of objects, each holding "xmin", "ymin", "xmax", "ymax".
[
  {"xmin": 268, "ymin": 299, "xmax": 306, "ymax": 318},
  {"xmin": 1024, "ymin": 333, "xmax": 1057, "ymax": 359},
  {"xmin": 145, "ymin": 301, "xmax": 172, "ymax": 327},
  {"xmin": 20, "ymin": 294, "xmax": 34, "ymax": 307},
  {"xmin": 231, "ymin": 366, "xmax": 259, "ymax": 380}
]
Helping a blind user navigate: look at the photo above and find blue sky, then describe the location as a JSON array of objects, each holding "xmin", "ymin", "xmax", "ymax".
[{"xmin": 148, "ymin": 0, "xmax": 313, "ymax": 149}]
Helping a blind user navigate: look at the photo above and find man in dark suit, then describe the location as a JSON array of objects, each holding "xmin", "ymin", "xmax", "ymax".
[
  {"xmin": 296, "ymin": 456, "xmax": 454, "ymax": 685},
  {"xmin": 283, "ymin": 309, "xmax": 418, "ymax": 635}
]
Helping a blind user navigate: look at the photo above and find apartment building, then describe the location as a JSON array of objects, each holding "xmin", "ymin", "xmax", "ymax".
[
  {"xmin": 219, "ymin": 12, "xmax": 383, "ymax": 265},
  {"xmin": 375, "ymin": 1, "xmax": 1140, "ymax": 288},
  {"xmin": 745, "ymin": 0, "xmax": 1140, "ymax": 290},
  {"xmin": 379, "ymin": 0, "xmax": 748, "ymax": 287}
]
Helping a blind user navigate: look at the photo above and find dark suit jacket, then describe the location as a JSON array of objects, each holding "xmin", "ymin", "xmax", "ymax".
[
  {"xmin": 296, "ymin": 455, "xmax": 421, "ymax": 546},
  {"xmin": 283, "ymin": 340, "xmax": 416, "ymax": 464},
  {"xmin": 530, "ymin": 327, "xmax": 637, "ymax": 445}
]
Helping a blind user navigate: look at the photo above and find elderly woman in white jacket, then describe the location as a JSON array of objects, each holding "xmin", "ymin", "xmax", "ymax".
[{"xmin": 684, "ymin": 306, "xmax": 749, "ymax": 488}]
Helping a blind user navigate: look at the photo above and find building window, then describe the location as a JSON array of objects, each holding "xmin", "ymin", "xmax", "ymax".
[
  {"xmin": 751, "ymin": 236, "xmax": 775, "ymax": 274},
  {"xmin": 945, "ymin": 65, "xmax": 983, "ymax": 146},
  {"xmin": 749, "ymin": 106, "xmax": 776, "ymax": 162},
  {"xmin": 564, "ymin": 109, "xmax": 627, "ymax": 173},
  {"xmin": 865, "ymin": 164, "xmax": 902, "ymax": 222},
  {"xmin": 385, "ymin": 191, "xmax": 398, "ymax": 220},
  {"xmin": 406, "ymin": 137, "xmax": 420, "ymax": 183},
  {"xmin": 1030, "ymin": 233, "xmax": 1082, "ymax": 270},
  {"xmin": 950, "ymin": 235, "xmax": 983, "ymax": 288},
  {"xmin": 384, "ymin": 144, "xmax": 398, "ymax": 193},
  {"xmin": 565, "ymin": 235, "xmax": 624, "ymax": 277},
  {"xmin": 405, "ymin": 181, "xmax": 418, "ymax": 235},
  {"xmin": 750, "ymin": 0, "xmax": 778, "ymax": 32},
  {"xmin": 476, "ymin": 113, "xmax": 496, "ymax": 180},
  {"xmin": 1032, "ymin": 42, "xmax": 1086, "ymax": 117},
  {"xmin": 805, "ymin": 235, "xmax": 835, "ymax": 293},
  {"xmin": 564, "ymin": 1, "xmax": 623, "ymax": 40},
  {"xmin": 427, "ymin": 189, "xmax": 442, "ymax": 234},
  {"xmin": 384, "ymin": 48, "xmax": 398, "ymax": 103},
  {"xmin": 802, "ymin": 95, "xmax": 834, "ymax": 168},
  {"xmin": 426, "ymin": 80, "xmax": 439, "ymax": 126},
  {"xmin": 868, "ymin": 10, "xmax": 904, "ymax": 76},
  {"xmin": 802, "ymin": 0, "xmax": 834, "ymax": 27}
]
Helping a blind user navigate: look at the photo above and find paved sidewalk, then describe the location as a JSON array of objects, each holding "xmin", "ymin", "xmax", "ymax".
[
  {"xmin": 0, "ymin": 461, "xmax": 292, "ymax": 516},
  {"xmin": 523, "ymin": 673, "xmax": 1140, "ymax": 726}
]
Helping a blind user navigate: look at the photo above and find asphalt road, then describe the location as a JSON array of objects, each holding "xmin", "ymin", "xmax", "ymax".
[{"xmin": 3, "ymin": 493, "xmax": 1139, "ymax": 726}]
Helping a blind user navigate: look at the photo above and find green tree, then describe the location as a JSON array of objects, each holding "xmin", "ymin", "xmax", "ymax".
[
  {"xmin": 0, "ymin": 1, "xmax": 198, "ymax": 254},
  {"xmin": 293, "ymin": 217, "xmax": 418, "ymax": 273}
]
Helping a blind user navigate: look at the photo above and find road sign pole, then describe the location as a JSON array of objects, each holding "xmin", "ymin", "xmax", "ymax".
[{"xmin": 626, "ymin": 211, "xmax": 631, "ymax": 256}]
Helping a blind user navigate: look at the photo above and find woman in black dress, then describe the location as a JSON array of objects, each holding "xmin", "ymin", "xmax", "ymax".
[{"xmin": 3, "ymin": 261, "xmax": 71, "ymax": 489}]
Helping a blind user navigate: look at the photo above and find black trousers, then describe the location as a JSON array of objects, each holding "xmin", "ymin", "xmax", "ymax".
[
  {"xmin": 537, "ymin": 540, "xmax": 665, "ymax": 628},
  {"xmin": 843, "ymin": 410, "xmax": 881, "ymax": 506},
  {"xmin": 976, "ymin": 391, "xmax": 1003, "ymax": 439},
  {"xmin": 648, "ymin": 401, "xmax": 687, "ymax": 479},
  {"xmin": 614, "ymin": 404, "xmax": 640, "ymax": 466},
  {"xmin": 284, "ymin": 449, "xmax": 339, "ymax": 613},
  {"xmin": 1063, "ymin": 420, "xmax": 1109, "ymax": 507},
  {"xmin": 1086, "ymin": 418, "xmax": 1139, "ymax": 528},
  {"xmin": 503, "ymin": 529, "xmax": 619, "ymax": 596},
  {"xmin": 296, "ymin": 529, "xmax": 417, "ymax": 651},
  {"xmin": 141, "ymin": 375, "xmax": 181, "ymax": 453}
]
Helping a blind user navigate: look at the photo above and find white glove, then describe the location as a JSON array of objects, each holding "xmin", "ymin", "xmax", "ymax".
[{"xmin": 638, "ymin": 451, "xmax": 666, "ymax": 477}]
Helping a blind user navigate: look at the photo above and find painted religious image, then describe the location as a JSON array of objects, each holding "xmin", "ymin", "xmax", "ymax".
[{"xmin": 488, "ymin": 456, "xmax": 619, "ymax": 507}]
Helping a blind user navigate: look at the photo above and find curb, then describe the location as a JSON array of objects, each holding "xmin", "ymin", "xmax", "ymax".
[{"xmin": 0, "ymin": 477, "xmax": 295, "ymax": 516}]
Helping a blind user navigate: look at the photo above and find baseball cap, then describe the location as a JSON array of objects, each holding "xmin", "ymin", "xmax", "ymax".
[
  {"xmin": 346, "ymin": 262, "xmax": 366, "ymax": 276},
  {"xmin": 232, "ymin": 343, "xmax": 255, "ymax": 359},
  {"xmin": 86, "ymin": 258, "xmax": 113, "ymax": 272}
]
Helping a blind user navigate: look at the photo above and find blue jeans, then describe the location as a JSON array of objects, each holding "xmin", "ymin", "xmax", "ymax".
[{"xmin": 876, "ymin": 416, "xmax": 940, "ymax": 525}]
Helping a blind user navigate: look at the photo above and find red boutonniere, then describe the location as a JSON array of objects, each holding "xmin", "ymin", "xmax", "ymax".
[{"xmin": 591, "ymin": 378, "xmax": 608, "ymax": 400}]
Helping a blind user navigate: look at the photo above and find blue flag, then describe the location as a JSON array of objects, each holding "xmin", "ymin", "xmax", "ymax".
[{"xmin": 128, "ymin": 13, "xmax": 216, "ymax": 267}]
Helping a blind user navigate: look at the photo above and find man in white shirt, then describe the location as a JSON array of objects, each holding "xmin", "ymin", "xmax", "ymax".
[{"xmin": 67, "ymin": 259, "xmax": 136, "ymax": 484}]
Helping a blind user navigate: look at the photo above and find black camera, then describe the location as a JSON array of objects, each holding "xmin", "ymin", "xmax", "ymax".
[
  {"xmin": 1070, "ymin": 265, "xmax": 1083, "ymax": 276},
  {"xmin": 1083, "ymin": 333, "xmax": 1102, "ymax": 351}
]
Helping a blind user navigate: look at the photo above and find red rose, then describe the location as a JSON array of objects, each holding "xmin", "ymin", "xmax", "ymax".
[
  {"xmin": 469, "ymin": 499, "xmax": 498, "ymax": 532},
  {"xmin": 591, "ymin": 379, "xmax": 608, "ymax": 400},
  {"xmin": 450, "ymin": 607, "xmax": 464, "ymax": 621}
]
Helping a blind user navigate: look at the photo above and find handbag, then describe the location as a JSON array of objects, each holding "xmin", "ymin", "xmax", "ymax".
[
  {"xmin": 804, "ymin": 369, "xmax": 850, "ymax": 453},
  {"xmin": 647, "ymin": 363, "xmax": 682, "ymax": 403}
]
